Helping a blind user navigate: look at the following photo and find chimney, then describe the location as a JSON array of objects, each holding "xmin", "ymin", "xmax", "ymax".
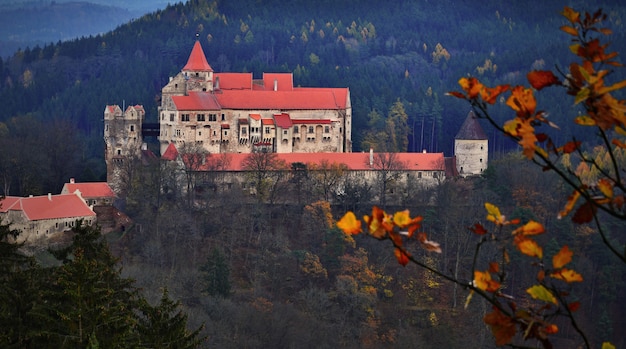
[
  {"xmin": 369, "ymin": 148, "xmax": 374, "ymax": 166},
  {"xmin": 48, "ymin": 193, "xmax": 52, "ymax": 201},
  {"xmin": 274, "ymin": 79, "xmax": 278, "ymax": 91},
  {"xmin": 141, "ymin": 142, "xmax": 147, "ymax": 151},
  {"xmin": 70, "ymin": 178, "xmax": 75, "ymax": 184},
  {"xmin": 215, "ymin": 76, "xmax": 220, "ymax": 90},
  {"xmin": 422, "ymin": 149, "xmax": 427, "ymax": 153}
]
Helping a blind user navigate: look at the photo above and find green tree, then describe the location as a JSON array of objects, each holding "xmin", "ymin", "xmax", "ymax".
[{"xmin": 200, "ymin": 247, "xmax": 231, "ymax": 298}]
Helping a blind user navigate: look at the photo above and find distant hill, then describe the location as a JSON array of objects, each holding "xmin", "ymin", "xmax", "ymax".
[{"xmin": 0, "ymin": 1, "xmax": 166, "ymax": 57}]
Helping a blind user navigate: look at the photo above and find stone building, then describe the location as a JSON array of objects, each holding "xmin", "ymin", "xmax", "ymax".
[
  {"xmin": 454, "ymin": 111, "xmax": 488, "ymax": 176},
  {"xmin": 61, "ymin": 178, "xmax": 117, "ymax": 206},
  {"xmin": 157, "ymin": 40, "xmax": 352, "ymax": 155},
  {"xmin": 0, "ymin": 192, "xmax": 96, "ymax": 244}
]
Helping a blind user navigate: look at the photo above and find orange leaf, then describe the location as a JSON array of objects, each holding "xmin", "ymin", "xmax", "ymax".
[
  {"xmin": 516, "ymin": 237, "xmax": 543, "ymax": 259},
  {"xmin": 527, "ymin": 70, "xmax": 560, "ymax": 90},
  {"xmin": 551, "ymin": 268, "xmax": 584, "ymax": 283},
  {"xmin": 560, "ymin": 25, "xmax": 579, "ymax": 36},
  {"xmin": 447, "ymin": 91, "xmax": 467, "ymax": 99},
  {"xmin": 394, "ymin": 248, "xmax": 410, "ymax": 266},
  {"xmin": 474, "ymin": 271, "xmax": 500, "ymax": 292},
  {"xmin": 572, "ymin": 202, "xmax": 595, "ymax": 224},
  {"xmin": 480, "ymin": 84, "xmax": 510, "ymax": 104},
  {"xmin": 337, "ymin": 212, "xmax": 362, "ymax": 235},
  {"xmin": 506, "ymin": 86, "xmax": 536, "ymax": 117},
  {"xmin": 558, "ymin": 190, "xmax": 581, "ymax": 219},
  {"xmin": 489, "ymin": 262, "xmax": 499, "ymax": 273},
  {"xmin": 484, "ymin": 307, "xmax": 516, "ymax": 346},
  {"xmin": 458, "ymin": 77, "xmax": 483, "ymax": 99},
  {"xmin": 545, "ymin": 324, "xmax": 559, "ymax": 334},
  {"xmin": 552, "ymin": 245, "xmax": 573, "ymax": 269},
  {"xmin": 512, "ymin": 220, "xmax": 545, "ymax": 236},
  {"xmin": 417, "ymin": 233, "xmax": 442, "ymax": 253},
  {"xmin": 561, "ymin": 7, "xmax": 580, "ymax": 24}
]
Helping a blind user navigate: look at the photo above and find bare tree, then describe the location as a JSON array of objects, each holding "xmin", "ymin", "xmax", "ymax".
[
  {"xmin": 178, "ymin": 142, "xmax": 210, "ymax": 208},
  {"xmin": 369, "ymin": 152, "xmax": 407, "ymax": 209},
  {"xmin": 309, "ymin": 159, "xmax": 348, "ymax": 202},
  {"xmin": 241, "ymin": 151, "xmax": 288, "ymax": 204}
]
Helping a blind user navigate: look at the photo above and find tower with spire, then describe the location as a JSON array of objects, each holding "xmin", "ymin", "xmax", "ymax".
[{"xmin": 454, "ymin": 110, "xmax": 488, "ymax": 176}]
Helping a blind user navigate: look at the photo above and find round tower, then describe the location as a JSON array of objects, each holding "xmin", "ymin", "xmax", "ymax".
[{"xmin": 454, "ymin": 110, "xmax": 488, "ymax": 176}]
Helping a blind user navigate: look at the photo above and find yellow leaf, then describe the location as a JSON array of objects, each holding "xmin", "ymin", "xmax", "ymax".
[
  {"xmin": 569, "ymin": 44, "xmax": 581, "ymax": 55},
  {"xmin": 602, "ymin": 342, "xmax": 616, "ymax": 349},
  {"xmin": 474, "ymin": 271, "xmax": 490, "ymax": 291},
  {"xmin": 551, "ymin": 268, "xmax": 584, "ymax": 283},
  {"xmin": 598, "ymin": 79, "xmax": 626, "ymax": 94},
  {"xmin": 336, "ymin": 212, "xmax": 362, "ymax": 235},
  {"xmin": 561, "ymin": 7, "xmax": 580, "ymax": 24},
  {"xmin": 393, "ymin": 210, "xmax": 411, "ymax": 227},
  {"xmin": 597, "ymin": 178, "xmax": 614, "ymax": 198},
  {"xmin": 513, "ymin": 220, "xmax": 545, "ymax": 236},
  {"xmin": 552, "ymin": 245, "xmax": 573, "ymax": 269},
  {"xmin": 503, "ymin": 119, "xmax": 521, "ymax": 136},
  {"xmin": 526, "ymin": 284, "xmax": 557, "ymax": 305},
  {"xmin": 516, "ymin": 237, "xmax": 543, "ymax": 259},
  {"xmin": 574, "ymin": 88, "xmax": 590, "ymax": 104},
  {"xmin": 574, "ymin": 115, "xmax": 596, "ymax": 126},
  {"xmin": 485, "ymin": 202, "xmax": 504, "ymax": 225}
]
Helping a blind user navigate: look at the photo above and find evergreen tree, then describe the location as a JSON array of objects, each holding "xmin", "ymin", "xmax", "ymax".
[
  {"xmin": 137, "ymin": 288, "xmax": 205, "ymax": 349},
  {"xmin": 200, "ymin": 247, "xmax": 231, "ymax": 298}
]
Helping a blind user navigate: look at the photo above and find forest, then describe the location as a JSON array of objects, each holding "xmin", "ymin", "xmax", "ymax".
[{"xmin": 1, "ymin": 0, "xmax": 625, "ymax": 348}]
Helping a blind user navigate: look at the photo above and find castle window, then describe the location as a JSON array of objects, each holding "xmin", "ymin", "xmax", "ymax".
[
  {"xmin": 105, "ymin": 124, "xmax": 109, "ymax": 131},
  {"xmin": 418, "ymin": 172, "xmax": 422, "ymax": 178},
  {"xmin": 197, "ymin": 114, "xmax": 205, "ymax": 121},
  {"xmin": 176, "ymin": 129, "xmax": 181, "ymax": 137},
  {"xmin": 242, "ymin": 127, "xmax": 247, "ymax": 135},
  {"xmin": 480, "ymin": 158, "xmax": 483, "ymax": 163},
  {"xmin": 324, "ymin": 126, "xmax": 330, "ymax": 133},
  {"xmin": 308, "ymin": 126, "xmax": 314, "ymax": 133},
  {"xmin": 221, "ymin": 114, "xmax": 225, "ymax": 121},
  {"xmin": 224, "ymin": 131, "xmax": 228, "ymax": 136},
  {"xmin": 117, "ymin": 149, "xmax": 121, "ymax": 155},
  {"xmin": 161, "ymin": 113, "xmax": 164, "ymax": 121},
  {"xmin": 481, "ymin": 145, "xmax": 483, "ymax": 150},
  {"xmin": 283, "ymin": 130, "xmax": 288, "ymax": 135},
  {"xmin": 265, "ymin": 127, "xmax": 271, "ymax": 134},
  {"xmin": 294, "ymin": 126, "xmax": 299, "ymax": 133},
  {"xmin": 198, "ymin": 131, "xmax": 202, "ymax": 136},
  {"xmin": 170, "ymin": 114, "xmax": 174, "ymax": 121},
  {"xmin": 181, "ymin": 114, "xmax": 190, "ymax": 122},
  {"xmin": 209, "ymin": 114, "xmax": 217, "ymax": 121},
  {"xmin": 130, "ymin": 125, "xmax": 134, "ymax": 132}
]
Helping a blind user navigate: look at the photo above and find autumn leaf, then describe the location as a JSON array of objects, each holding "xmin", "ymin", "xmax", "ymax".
[
  {"xmin": 393, "ymin": 210, "xmax": 412, "ymax": 227},
  {"xmin": 552, "ymin": 245, "xmax": 573, "ymax": 269},
  {"xmin": 515, "ymin": 237, "xmax": 543, "ymax": 259},
  {"xmin": 485, "ymin": 202, "xmax": 505, "ymax": 225},
  {"xmin": 561, "ymin": 7, "xmax": 580, "ymax": 24},
  {"xmin": 506, "ymin": 86, "xmax": 537, "ymax": 117},
  {"xmin": 545, "ymin": 324, "xmax": 559, "ymax": 335},
  {"xmin": 337, "ymin": 212, "xmax": 362, "ymax": 235},
  {"xmin": 558, "ymin": 190, "xmax": 581, "ymax": 219},
  {"xmin": 572, "ymin": 201, "xmax": 595, "ymax": 224},
  {"xmin": 458, "ymin": 77, "xmax": 483, "ymax": 99},
  {"xmin": 484, "ymin": 307, "xmax": 516, "ymax": 346},
  {"xmin": 474, "ymin": 271, "xmax": 500, "ymax": 292},
  {"xmin": 363, "ymin": 206, "xmax": 392, "ymax": 239},
  {"xmin": 512, "ymin": 220, "xmax": 545, "ymax": 236},
  {"xmin": 527, "ymin": 70, "xmax": 560, "ymax": 90},
  {"xmin": 417, "ymin": 233, "xmax": 442, "ymax": 253},
  {"xmin": 527, "ymin": 284, "xmax": 557, "ymax": 305},
  {"xmin": 568, "ymin": 301, "xmax": 581, "ymax": 312},
  {"xmin": 597, "ymin": 178, "xmax": 614, "ymax": 198},
  {"xmin": 551, "ymin": 268, "xmax": 584, "ymax": 283},
  {"xmin": 602, "ymin": 342, "xmax": 616, "ymax": 349},
  {"xmin": 574, "ymin": 115, "xmax": 596, "ymax": 126},
  {"xmin": 394, "ymin": 248, "xmax": 410, "ymax": 266},
  {"xmin": 470, "ymin": 223, "xmax": 488, "ymax": 235},
  {"xmin": 480, "ymin": 84, "xmax": 510, "ymax": 104},
  {"xmin": 562, "ymin": 140, "xmax": 581, "ymax": 153},
  {"xmin": 561, "ymin": 25, "xmax": 579, "ymax": 36}
]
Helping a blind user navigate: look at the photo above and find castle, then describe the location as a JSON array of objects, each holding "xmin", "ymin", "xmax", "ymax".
[{"xmin": 104, "ymin": 40, "xmax": 487, "ymax": 197}]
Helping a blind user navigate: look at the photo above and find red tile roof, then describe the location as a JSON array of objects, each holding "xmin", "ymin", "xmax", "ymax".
[
  {"xmin": 161, "ymin": 142, "xmax": 179, "ymax": 161},
  {"xmin": 62, "ymin": 182, "xmax": 116, "ymax": 198},
  {"xmin": 0, "ymin": 196, "xmax": 21, "ymax": 213},
  {"xmin": 2, "ymin": 194, "xmax": 95, "ymax": 221},
  {"xmin": 274, "ymin": 113, "xmax": 292, "ymax": 128},
  {"xmin": 215, "ymin": 90, "xmax": 345, "ymax": 110},
  {"xmin": 261, "ymin": 118, "xmax": 275, "ymax": 125},
  {"xmin": 262, "ymin": 73, "xmax": 294, "ymax": 91},
  {"xmin": 172, "ymin": 92, "xmax": 221, "ymax": 111},
  {"xmin": 249, "ymin": 113, "xmax": 261, "ymax": 121},
  {"xmin": 214, "ymin": 73, "xmax": 253, "ymax": 90},
  {"xmin": 183, "ymin": 41, "xmax": 213, "ymax": 72},
  {"xmin": 182, "ymin": 152, "xmax": 445, "ymax": 172}
]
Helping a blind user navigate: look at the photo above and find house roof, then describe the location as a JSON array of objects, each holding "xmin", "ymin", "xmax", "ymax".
[
  {"xmin": 215, "ymin": 90, "xmax": 346, "ymax": 110},
  {"xmin": 61, "ymin": 182, "xmax": 116, "ymax": 198},
  {"xmin": 262, "ymin": 73, "xmax": 294, "ymax": 91},
  {"xmin": 2, "ymin": 194, "xmax": 95, "ymax": 221},
  {"xmin": 172, "ymin": 91, "xmax": 221, "ymax": 111},
  {"xmin": 214, "ymin": 73, "xmax": 253, "ymax": 90},
  {"xmin": 183, "ymin": 41, "xmax": 213, "ymax": 72},
  {"xmin": 161, "ymin": 142, "xmax": 179, "ymax": 161},
  {"xmin": 274, "ymin": 113, "xmax": 293, "ymax": 128},
  {"xmin": 455, "ymin": 111, "xmax": 487, "ymax": 140},
  {"xmin": 261, "ymin": 118, "xmax": 275, "ymax": 125},
  {"xmin": 173, "ymin": 150, "xmax": 445, "ymax": 172},
  {"xmin": 0, "ymin": 196, "xmax": 21, "ymax": 213}
]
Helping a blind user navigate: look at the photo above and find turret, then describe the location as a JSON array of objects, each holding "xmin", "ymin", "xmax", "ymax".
[{"xmin": 454, "ymin": 111, "xmax": 488, "ymax": 176}]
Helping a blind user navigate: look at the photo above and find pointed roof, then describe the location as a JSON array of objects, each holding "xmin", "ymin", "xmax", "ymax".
[
  {"xmin": 183, "ymin": 41, "xmax": 213, "ymax": 72},
  {"xmin": 61, "ymin": 181, "xmax": 116, "ymax": 198},
  {"xmin": 161, "ymin": 142, "xmax": 179, "ymax": 160},
  {"xmin": 2, "ymin": 194, "xmax": 95, "ymax": 221},
  {"xmin": 455, "ymin": 111, "xmax": 487, "ymax": 140}
]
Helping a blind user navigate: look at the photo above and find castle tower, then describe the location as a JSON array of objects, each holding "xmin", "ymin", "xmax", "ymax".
[
  {"xmin": 454, "ymin": 110, "xmax": 488, "ymax": 176},
  {"xmin": 104, "ymin": 104, "xmax": 145, "ymax": 193}
]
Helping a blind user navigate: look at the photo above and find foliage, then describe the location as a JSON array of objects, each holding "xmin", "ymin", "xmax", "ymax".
[
  {"xmin": 200, "ymin": 247, "xmax": 232, "ymax": 298},
  {"xmin": 338, "ymin": 6, "xmax": 625, "ymax": 349}
]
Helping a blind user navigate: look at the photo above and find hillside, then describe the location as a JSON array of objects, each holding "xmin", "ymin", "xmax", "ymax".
[{"xmin": 0, "ymin": 0, "xmax": 625, "ymax": 196}]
